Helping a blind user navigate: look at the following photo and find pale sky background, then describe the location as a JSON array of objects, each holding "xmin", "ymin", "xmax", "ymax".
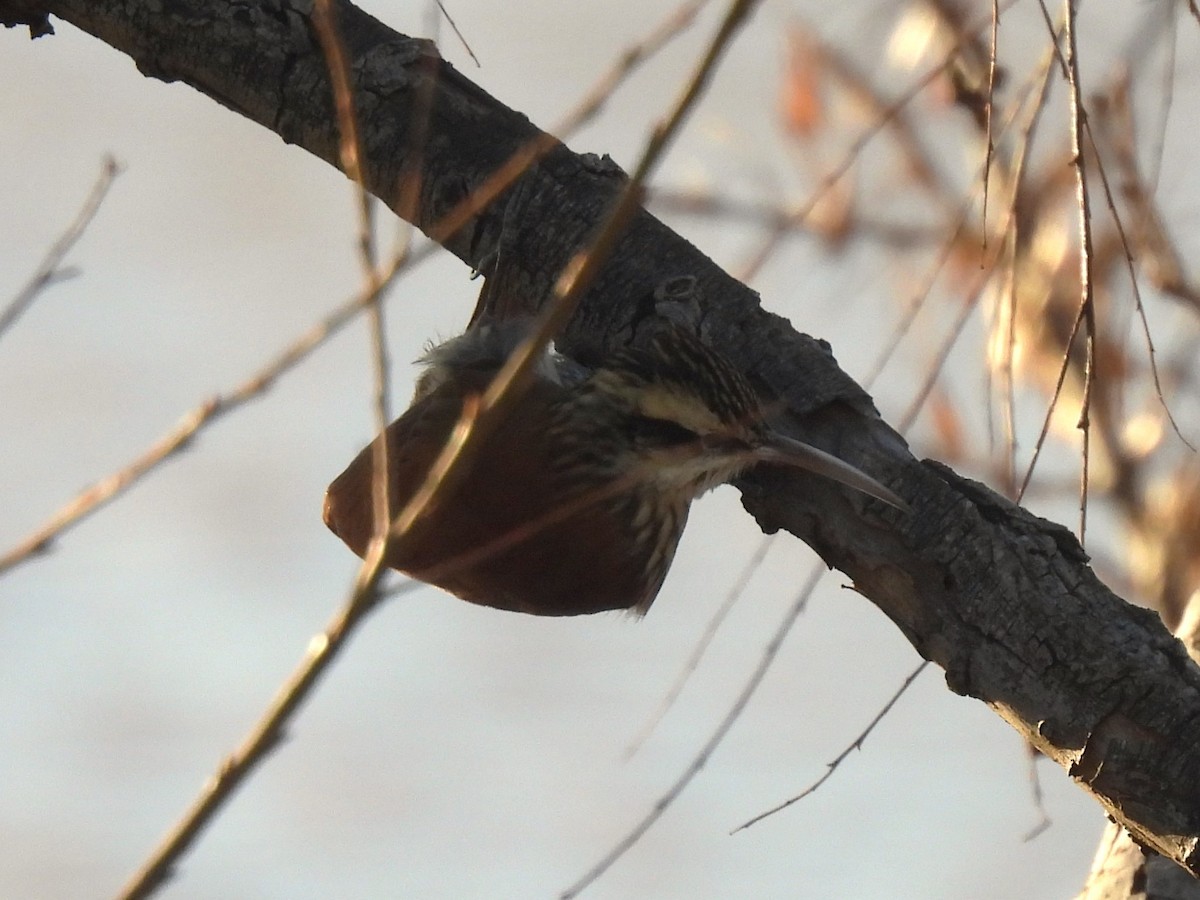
[{"xmin": 3, "ymin": 2, "xmax": 1194, "ymax": 898}]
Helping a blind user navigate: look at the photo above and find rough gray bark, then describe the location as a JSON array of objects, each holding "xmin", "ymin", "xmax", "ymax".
[{"xmin": 5, "ymin": 0, "xmax": 1200, "ymax": 882}]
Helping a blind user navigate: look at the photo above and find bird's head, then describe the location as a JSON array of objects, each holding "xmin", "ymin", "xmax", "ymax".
[{"xmin": 581, "ymin": 326, "xmax": 907, "ymax": 509}]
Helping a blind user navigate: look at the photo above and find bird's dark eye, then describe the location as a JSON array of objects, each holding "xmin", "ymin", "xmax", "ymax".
[{"xmin": 626, "ymin": 415, "xmax": 699, "ymax": 447}]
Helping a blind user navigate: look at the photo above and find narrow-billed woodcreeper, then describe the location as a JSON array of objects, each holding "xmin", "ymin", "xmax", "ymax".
[{"xmin": 323, "ymin": 322, "xmax": 904, "ymax": 616}]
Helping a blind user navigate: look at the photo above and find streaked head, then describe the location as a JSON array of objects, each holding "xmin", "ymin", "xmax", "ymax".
[{"xmin": 579, "ymin": 326, "xmax": 907, "ymax": 509}]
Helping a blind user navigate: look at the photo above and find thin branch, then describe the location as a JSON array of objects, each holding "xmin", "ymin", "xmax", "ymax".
[
  {"xmin": 868, "ymin": 32, "xmax": 1055, "ymax": 409},
  {"xmin": 433, "ymin": 0, "xmax": 479, "ymax": 67},
  {"xmin": 732, "ymin": 660, "xmax": 929, "ymax": 832},
  {"xmin": 898, "ymin": 250, "xmax": 991, "ymax": 435},
  {"xmin": 552, "ymin": 0, "xmax": 708, "ymax": 138},
  {"xmin": 736, "ymin": 49, "xmax": 957, "ymax": 282},
  {"xmin": 1035, "ymin": 0, "xmax": 1070, "ymax": 77},
  {"xmin": 861, "ymin": 198, "xmax": 972, "ymax": 389},
  {"xmin": 1016, "ymin": 300, "xmax": 1088, "ymax": 504},
  {"xmin": 651, "ymin": 190, "xmax": 941, "ymax": 248},
  {"xmin": 391, "ymin": 0, "xmax": 766, "ymax": 548},
  {"xmin": 981, "ymin": 0, "xmax": 999, "ymax": 242},
  {"xmin": 1, "ymin": 0, "xmax": 703, "ymax": 578},
  {"xmin": 1014, "ymin": 3, "xmax": 1098, "ymax": 508},
  {"xmin": 121, "ymin": 9, "xmax": 418, "ymax": 893},
  {"xmin": 313, "ymin": 0, "xmax": 395, "ymax": 551},
  {"xmin": 313, "ymin": 0, "xmax": 376, "ymax": 280},
  {"xmin": 116, "ymin": 555, "xmax": 391, "ymax": 899},
  {"xmin": 0, "ymin": 156, "xmax": 120, "ymax": 340},
  {"xmin": 124, "ymin": 443, "xmax": 734, "ymax": 894},
  {"xmin": 0, "ymin": 249, "xmax": 414, "ymax": 577},
  {"xmin": 1083, "ymin": 80, "xmax": 1194, "ymax": 450},
  {"xmin": 119, "ymin": 2, "xmax": 765, "ymax": 895},
  {"xmin": 622, "ymin": 534, "xmax": 775, "ymax": 760},
  {"xmin": 993, "ymin": 35, "xmax": 1059, "ymax": 495},
  {"xmin": 1064, "ymin": 0, "xmax": 1098, "ymax": 544},
  {"xmin": 560, "ymin": 563, "xmax": 825, "ymax": 900},
  {"xmin": 736, "ymin": 2, "xmax": 1020, "ymax": 283},
  {"xmin": 425, "ymin": 0, "xmax": 708, "ymax": 272}
]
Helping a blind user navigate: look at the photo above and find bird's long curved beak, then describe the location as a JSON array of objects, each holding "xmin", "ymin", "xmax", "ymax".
[{"xmin": 754, "ymin": 433, "xmax": 909, "ymax": 511}]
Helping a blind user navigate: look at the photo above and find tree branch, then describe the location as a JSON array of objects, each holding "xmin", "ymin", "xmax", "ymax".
[{"xmin": 6, "ymin": 0, "xmax": 1200, "ymax": 879}]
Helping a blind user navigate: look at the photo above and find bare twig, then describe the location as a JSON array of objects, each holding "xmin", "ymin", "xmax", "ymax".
[
  {"xmin": 1016, "ymin": 302, "xmax": 1088, "ymax": 504},
  {"xmin": 427, "ymin": 1, "xmax": 708, "ymax": 276},
  {"xmin": 1010, "ymin": 15, "xmax": 1086, "ymax": 508},
  {"xmin": 1081, "ymin": 81, "xmax": 1194, "ymax": 451},
  {"xmin": 0, "ymin": 0, "xmax": 711, "ymax": 580},
  {"xmin": 313, "ymin": 0, "xmax": 396, "ymax": 534},
  {"xmin": 118, "ymin": 9, "xmax": 402, "ymax": 893},
  {"xmin": 0, "ymin": 251, "xmax": 414, "ymax": 577},
  {"xmin": 1063, "ymin": 0, "xmax": 1098, "ymax": 545},
  {"xmin": 560, "ymin": 563, "xmax": 824, "ymax": 899},
  {"xmin": 992, "ymin": 36, "xmax": 1059, "ymax": 495},
  {"xmin": 861, "ymin": 198, "xmax": 973, "ymax": 390},
  {"xmin": 0, "ymin": 156, "xmax": 120, "ymax": 340},
  {"xmin": 116, "ymin": 559, "xmax": 390, "ymax": 899},
  {"xmin": 622, "ymin": 534, "xmax": 775, "ymax": 760},
  {"xmin": 119, "ymin": 1, "xmax": 764, "ymax": 895},
  {"xmin": 651, "ymin": 190, "xmax": 941, "ymax": 247},
  {"xmin": 552, "ymin": 0, "xmax": 707, "ymax": 138},
  {"xmin": 737, "ymin": 51, "xmax": 956, "ymax": 281},
  {"xmin": 731, "ymin": 660, "xmax": 928, "ymax": 832},
  {"xmin": 737, "ymin": 3, "xmax": 1020, "ymax": 283},
  {"xmin": 898, "ymin": 277, "xmax": 981, "ymax": 435},
  {"xmin": 433, "ymin": 0, "xmax": 480, "ymax": 67},
  {"xmin": 399, "ymin": 0, "xmax": 767, "ymax": 553},
  {"xmin": 981, "ymin": 0, "xmax": 999, "ymax": 240}
]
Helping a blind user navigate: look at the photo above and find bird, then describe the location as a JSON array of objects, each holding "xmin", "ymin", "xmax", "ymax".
[{"xmin": 322, "ymin": 321, "xmax": 905, "ymax": 617}]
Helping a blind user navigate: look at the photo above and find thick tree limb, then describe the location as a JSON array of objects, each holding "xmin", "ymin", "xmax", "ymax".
[{"xmin": 6, "ymin": 0, "xmax": 1200, "ymax": 879}]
